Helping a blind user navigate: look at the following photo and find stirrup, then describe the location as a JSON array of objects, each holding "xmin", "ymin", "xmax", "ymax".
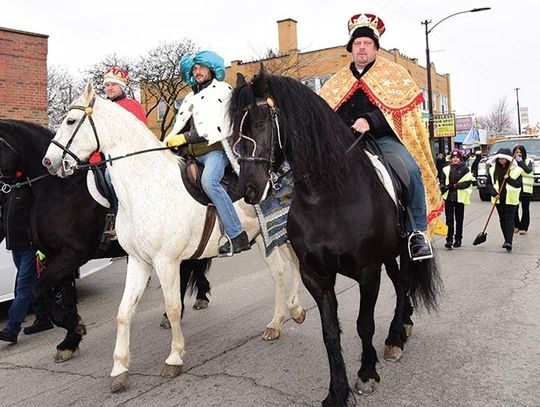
[
  {"xmin": 103, "ymin": 213, "xmax": 117, "ymax": 241},
  {"xmin": 408, "ymin": 231, "xmax": 433, "ymax": 261},
  {"xmin": 217, "ymin": 234, "xmax": 233, "ymax": 258}
]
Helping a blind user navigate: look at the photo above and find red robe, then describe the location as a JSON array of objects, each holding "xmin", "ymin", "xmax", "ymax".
[{"xmin": 116, "ymin": 98, "xmax": 148, "ymax": 125}]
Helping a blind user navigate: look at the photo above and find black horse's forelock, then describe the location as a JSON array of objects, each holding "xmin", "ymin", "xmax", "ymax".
[{"xmin": 230, "ymin": 82, "xmax": 257, "ymax": 141}]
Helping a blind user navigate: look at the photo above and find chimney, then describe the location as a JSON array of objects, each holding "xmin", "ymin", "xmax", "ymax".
[{"xmin": 277, "ymin": 18, "xmax": 298, "ymax": 55}]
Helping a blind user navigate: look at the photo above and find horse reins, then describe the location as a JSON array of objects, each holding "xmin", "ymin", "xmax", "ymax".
[
  {"xmin": 0, "ymin": 137, "xmax": 50, "ymax": 193},
  {"xmin": 50, "ymin": 97, "xmax": 172, "ymax": 172}
]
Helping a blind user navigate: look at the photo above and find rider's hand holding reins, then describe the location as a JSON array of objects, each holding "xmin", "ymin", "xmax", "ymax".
[{"xmin": 166, "ymin": 133, "xmax": 187, "ymax": 148}]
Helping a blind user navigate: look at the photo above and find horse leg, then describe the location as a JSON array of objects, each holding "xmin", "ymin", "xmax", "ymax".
[
  {"xmin": 34, "ymin": 252, "xmax": 86, "ymax": 362},
  {"xmin": 383, "ymin": 259, "xmax": 410, "ymax": 361},
  {"xmin": 300, "ymin": 265, "xmax": 350, "ymax": 407},
  {"xmin": 110, "ymin": 257, "xmax": 152, "ymax": 392},
  {"xmin": 192, "ymin": 259, "xmax": 211, "ymax": 310},
  {"xmin": 354, "ymin": 264, "xmax": 382, "ymax": 396},
  {"xmin": 155, "ymin": 259, "xmax": 185, "ymax": 379},
  {"xmin": 280, "ymin": 242, "xmax": 306, "ymax": 324},
  {"xmin": 256, "ymin": 236, "xmax": 286, "ymax": 341}
]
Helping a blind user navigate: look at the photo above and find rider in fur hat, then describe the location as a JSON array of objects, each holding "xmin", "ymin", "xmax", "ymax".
[{"xmin": 165, "ymin": 51, "xmax": 250, "ymax": 255}]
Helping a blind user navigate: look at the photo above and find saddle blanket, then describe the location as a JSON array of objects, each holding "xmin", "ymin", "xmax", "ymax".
[
  {"xmin": 254, "ymin": 155, "xmax": 395, "ymax": 255},
  {"xmin": 255, "ymin": 162, "xmax": 293, "ymax": 256}
]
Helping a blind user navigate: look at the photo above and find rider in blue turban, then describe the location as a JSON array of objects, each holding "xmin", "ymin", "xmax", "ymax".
[{"xmin": 180, "ymin": 51, "xmax": 226, "ymax": 86}]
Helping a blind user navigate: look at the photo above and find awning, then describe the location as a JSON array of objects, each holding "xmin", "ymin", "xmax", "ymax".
[{"xmin": 454, "ymin": 132, "xmax": 468, "ymax": 143}]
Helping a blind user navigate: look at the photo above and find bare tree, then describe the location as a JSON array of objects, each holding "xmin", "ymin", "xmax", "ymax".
[
  {"xmin": 136, "ymin": 39, "xmax": 197, "ymax": 140},
  {"xmin": 477, "ymin": 97, "xmax": 517, "ymax": 135},
  {"xmin": 47, "ymin": 66, "xmax": 84, "ymax": 130}
]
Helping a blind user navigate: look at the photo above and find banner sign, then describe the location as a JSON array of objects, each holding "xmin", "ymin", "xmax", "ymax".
[{"xmin": 433, "ymin": 113, "xmax": 455, "ymax": 138}]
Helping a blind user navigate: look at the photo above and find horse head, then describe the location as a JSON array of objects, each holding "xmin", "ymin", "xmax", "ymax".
[
  {"xmin": 43, "ymin": 81, "xmax": 101, "ymax": 177},
  {"xmin": 0, "ymin": 122, "xmax": 22, "ymax": 184},
  {"xmin": 231, "ymin": 69, "xmax": 282, "ymax": 204}
]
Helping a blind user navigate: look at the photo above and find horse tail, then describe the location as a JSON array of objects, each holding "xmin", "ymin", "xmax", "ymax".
[
  {"xmin": 180, "ymin": 258, "xmax": 212, "ymax": 297},
  {"xmin": 405, "ymin": 255, "xmax": 443, "ymax": 312}
]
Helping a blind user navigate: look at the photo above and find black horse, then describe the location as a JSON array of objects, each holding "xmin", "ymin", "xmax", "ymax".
[
  {"xmin": 230, "ymin": 72, "xmax": 441, "ymax": 406},
  {"xmin": 0, "ymin": 119, "xmax": 211, "ymax": 361}
]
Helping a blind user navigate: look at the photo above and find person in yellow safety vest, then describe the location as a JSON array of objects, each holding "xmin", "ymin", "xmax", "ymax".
[
  {"xmin": 486, "ymin": 148, "xmax": 523, "ymax": 251},
  {"xmin": 512, "ymin": 145, "xmax": 533, "ymax": 235},
  {"xmin": 440, "ymin": 149, "xmax": 474, "ymax": 249}
]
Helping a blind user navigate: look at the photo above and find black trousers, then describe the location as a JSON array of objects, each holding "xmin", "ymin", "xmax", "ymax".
[
  {"xmin": 496, "ymin": 203, "xmax": 518, "ymax": 244},
  {"xmin": 445, "ymin": 200, "xmax": 465, "ymax": 242},
  {"xmin": 514, "ymin": 196, "xmax": 531, "ymax": 231}
]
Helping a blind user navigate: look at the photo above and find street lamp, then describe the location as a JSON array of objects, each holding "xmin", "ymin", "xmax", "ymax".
[
  {"xmin": 422, "ymin": 7, "xmax": 491, "ymax": 154},
  {"xmin": 515, "ymin": 87, "xmax": 522, "ymax": 135}
]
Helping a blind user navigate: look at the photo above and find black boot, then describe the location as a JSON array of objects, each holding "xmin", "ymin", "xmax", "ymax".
[
  {"xmin": 0, "ymin": 328, "xmax": 17, "ymax": 343},
  {"xmin": 23, "ymin": 317, "xmax": 54, "ymax": 335},
  {"xmin": 219, "ymin": 231, "xmax": 251, "ymax": 255},
  {"xmin": 444, "ymin": 239, "xmax": 453, "ymax": 249},
  {"xmin": 453, "ymin": 239, "xmax": 462, "ymax": 248},
  {"xmin": 409, "ymin": 233, "xmax": 433, "ymax": 260},
  {"xmin": 502, "ymin": 242, "xmax": 512, "ymax": 251}
]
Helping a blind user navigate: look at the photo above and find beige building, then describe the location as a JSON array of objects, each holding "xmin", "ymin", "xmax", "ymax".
[{"xmin": 147, "ymin": 19, "xmax": 451, "ymax": 144}]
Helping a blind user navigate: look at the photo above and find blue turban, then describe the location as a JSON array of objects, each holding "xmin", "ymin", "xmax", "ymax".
[{"xmin": 180, "ymin": 50, "xmax": 226, "ymax": 86}]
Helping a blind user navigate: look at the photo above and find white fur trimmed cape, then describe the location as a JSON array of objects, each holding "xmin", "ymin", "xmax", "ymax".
[{"xmin": 165, "ymin": 79, "xmax": 239, "ymax": 174}]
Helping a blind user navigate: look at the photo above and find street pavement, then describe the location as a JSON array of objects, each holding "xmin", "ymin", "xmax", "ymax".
[{"xmin": 0, "ymin": 192, "xmax": 539, "ymax": 407}]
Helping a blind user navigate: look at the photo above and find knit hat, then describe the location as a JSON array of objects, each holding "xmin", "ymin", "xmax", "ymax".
[
  {"xmin": 103, "ymin": 66, "xmax": 128, "ymax": 89},
  {"xmin": 450, "ymin": 149, "xmax": 464, "ymax": 161},
  {"xmin": 180, "ymin": 50, "xmax": 226, "ymax": 86},
  {"xmin": 346, "ymin": 13, "xmax": 385, "ymax": 52}
]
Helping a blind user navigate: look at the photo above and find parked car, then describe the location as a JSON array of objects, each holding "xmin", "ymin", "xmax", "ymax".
[
  {"xmin": 476, "ymin": 136, "xmax": 540, "ymax": 201},
  {"xmin": 0, "ymin": 241, "xmax": 112, "ymax": 303}
]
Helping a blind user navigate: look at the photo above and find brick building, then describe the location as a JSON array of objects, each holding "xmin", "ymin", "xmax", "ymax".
[{"xmin": 0, "ymin": 27, "xmax": 48, "ymax": 126}]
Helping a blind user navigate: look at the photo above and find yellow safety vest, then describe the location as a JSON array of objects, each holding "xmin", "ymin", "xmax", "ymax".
[
  {"xmin": 521, "ymin": 158, "xmax": 534, "ymax": 195},
  {"xmin": 489, "ymin": 166, "xmax": 523, "ymax": 205},
  {"xmin": 441, "ymin": 165, "xmax": 474, "ymax": 205}
]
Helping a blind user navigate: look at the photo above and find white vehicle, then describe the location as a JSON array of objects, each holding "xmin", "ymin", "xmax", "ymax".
[
  {"xmin": 0, "ymin": 241, "xmax": 112, "ymax": 303},
  {"xmin": 476, "ymin": 136, "xmax": 540, "ymax": 201}
]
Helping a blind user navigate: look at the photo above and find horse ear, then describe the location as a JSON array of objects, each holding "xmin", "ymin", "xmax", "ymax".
[
  {"xmin": 82, "ymin": 81, "xmax": 95, "ymax": 102},
  {"xmin": 251, "ymin": 64, "xmax": 269, "ymax": 96},
  {"xmin": 236, "ymin": 73, "xmax": 247, "ymax": 88}
]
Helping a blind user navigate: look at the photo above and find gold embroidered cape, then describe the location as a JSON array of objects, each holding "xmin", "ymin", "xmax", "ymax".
[{"xmin": 320, "ymin": 57, "xmax": 444, "ymax": 229}]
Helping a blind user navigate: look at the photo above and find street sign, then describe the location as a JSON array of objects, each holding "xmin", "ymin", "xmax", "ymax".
[
  {"xmin": 520, "ymin": 106, "xmax": 529, "ymax": 127},
  {"xmin": 433, "ymin": 113, "xmax": 456, "ymax": 138}
]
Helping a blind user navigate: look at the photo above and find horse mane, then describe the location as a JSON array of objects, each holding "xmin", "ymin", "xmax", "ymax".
[
  {"xmin": 231, "ymin": 73, "xmax": 375, "ymax": 189},
  {"xmin": 0, "ymin": 119, "xmax": 54, "ymax": 165}
]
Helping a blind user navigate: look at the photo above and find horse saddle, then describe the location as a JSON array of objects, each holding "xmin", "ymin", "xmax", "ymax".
[
  {"xmin": 362, "ymin": 136, "xmax": 410, "ymax": 237},
  {"xmin": 179, "ymin": 157, "xmax": 243, "ymax": 206}
]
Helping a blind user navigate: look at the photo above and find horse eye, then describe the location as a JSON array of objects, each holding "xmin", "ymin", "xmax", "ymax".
[
  {"xmin": 255, "ymin": 121, "xmax": 265, "ymax": 129},
  {"xmin": 67, "ymin": 118, "xmax": 76, "ymax": 125}
]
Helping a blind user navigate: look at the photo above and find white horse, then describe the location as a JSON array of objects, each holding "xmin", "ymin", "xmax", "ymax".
[{"xmin": 43, "ymin": 82, "xmax": 305, "ymax": 392}]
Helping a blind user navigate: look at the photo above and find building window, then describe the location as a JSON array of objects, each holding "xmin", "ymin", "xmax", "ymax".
[
  {"xmin": 301, "ymin": 74, "xmax": 332, "ymax": 94},
  {"xmin": 157, "ymin": 99, "xmax": 167, "ymax": 122},
  {"xmin": 421, "ymin": 88, "xmax": 428, "ymax": 111},
  {"xmin": 440, "ymin": 94, "xmax": 448, "ymax": 114}
]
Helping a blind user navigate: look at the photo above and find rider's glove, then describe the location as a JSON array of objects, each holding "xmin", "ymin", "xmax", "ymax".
[{"xmin": 166, "ymin": 133, "xmax": 187, "ymax": 148}]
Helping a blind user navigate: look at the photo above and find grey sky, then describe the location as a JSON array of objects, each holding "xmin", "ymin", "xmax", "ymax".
[{"xmin": 2, "ymin": 0, "xmax": 538, "ymax": 127}]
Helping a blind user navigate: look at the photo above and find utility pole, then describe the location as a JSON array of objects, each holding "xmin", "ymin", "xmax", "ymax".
[{"xmin": 515, "ymin": 87, "xmax": 521, "ymax": 135}]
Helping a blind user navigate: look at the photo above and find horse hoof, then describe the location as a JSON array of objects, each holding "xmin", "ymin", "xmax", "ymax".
[
  {"xmin": 292, "ymin": 308, "xmax": 306, "ymax": 324},
  {"xmin": 354, "ymin": 377, "xmax": 378, "ymax": 396},
  {"xmin": 383, "ymin": 345, "xmax": 403, "ymax": 362},
  {"xmin": 261, "ymin": 327, "xmax": 281, "ymax": 341},
  {"xmin": 193, "ymin": 299, "xmax": 209, "ymax": 310},
  {"xmin": 404, "ymin": 324, "xmax": 413, "ymax": 337},
  {"xmin": 111, "ymin": 371, "xmax": 129, "ymax": 393},
  {"xmin": 161, "ymin": 363, "xmax": 182, "ymax": 378},
  {"xmin": 54, "ymin": 349, "xmax": 74, "ymax": 363},
  {"xmin": 160, "ymin": 315, "xmax": 171, "ymax": 329}
]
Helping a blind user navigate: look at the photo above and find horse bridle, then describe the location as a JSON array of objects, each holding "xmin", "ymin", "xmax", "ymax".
[
  {"xmin": 0, "ymin": 137, "xmax": 48, "ymax": 193},
  {"xmin": 233, "ymin": 97, "xmax": 283, "ymax": 178},
  {"xmin": 50, "ymin": 96, "xmax": 101, "ymax": 171}
]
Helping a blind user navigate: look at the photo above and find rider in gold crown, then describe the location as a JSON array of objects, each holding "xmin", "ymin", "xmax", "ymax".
[{"xmin": 320, "ymin": 13, "xmax": 444, "ymax": 260}]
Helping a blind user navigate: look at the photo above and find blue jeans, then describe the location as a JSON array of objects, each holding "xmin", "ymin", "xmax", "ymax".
[
  {"xmin": 5, "ymin": 249, "xmax": 46, "ymax": 335},
  {"xmin": 376, "ymin": 135, "xmax": 427, "ymax": 232},
  {"xmin": 197, "ymin": 150, "xmax": 243, "ymax": 238}
]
